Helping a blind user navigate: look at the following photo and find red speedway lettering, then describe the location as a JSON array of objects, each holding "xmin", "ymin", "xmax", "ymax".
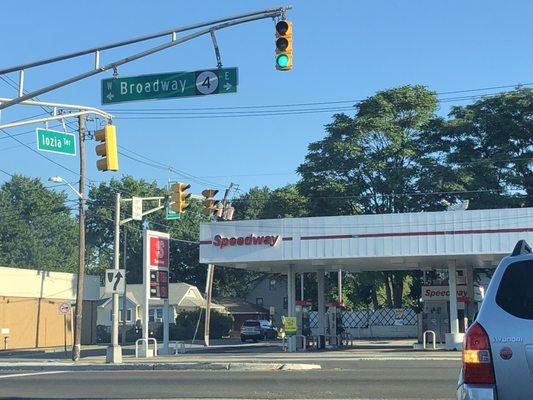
[{"xmin": 213, "ymin": 234, "xmax": 280, "ymax": 249}]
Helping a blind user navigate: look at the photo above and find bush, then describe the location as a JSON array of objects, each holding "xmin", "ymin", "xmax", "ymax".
[
  {"xmin": 96, "ymin": 325, "xmax": 142, "ymax": 344},
  {"xmin": 96, "ymin": 325, "xmax": 110, "ymax": 343},
  {"xmin": 166, "ymin": 310, "xmax": 233, "ymax": 340}
]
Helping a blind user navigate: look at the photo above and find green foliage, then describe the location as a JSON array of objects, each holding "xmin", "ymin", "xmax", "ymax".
[
  {"xmin": 86, "ymin": 176, "xmax": 210, "ymax": 288},
  {"xmin": 160, "ymin": 310, "xmax": 233, "ymax": 340},
  {"xmin": 0, "ymin": 175, "xmax": 78, "ymax": 272},
  {"xmin": 298, "ymin": 85, "xmax": 441, "ymax": 216},
  {"xmin": 429, "ymin": 88, "xmax": 533, "ymax": 208}
]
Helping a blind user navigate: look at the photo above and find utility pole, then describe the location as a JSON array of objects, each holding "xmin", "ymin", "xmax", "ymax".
[
  {"xmin": 106, "ymin": 193, "xmax": 122, "ymax": 363},
  {"xmin": 72, "ymin": 115, "xmax": 86, "ymax": 361},
  {"xmin": 121, "ymin": 227, "xmax": 127, "ymax": 345},
  {"xmin": 203, "ymin": 182, "xmax": 234, "ymax": 346}
]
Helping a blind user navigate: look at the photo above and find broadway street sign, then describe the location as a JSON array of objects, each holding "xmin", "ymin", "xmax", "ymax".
[
  {"xmin": 101, "ymin": 67, "xmax": 238, "ymax": 105},
  {"xmin": 36, "ymin": 128, "xmax": 76, "ymax": 156}
]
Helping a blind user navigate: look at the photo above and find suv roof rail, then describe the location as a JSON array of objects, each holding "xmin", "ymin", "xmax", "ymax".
[{"xmin": 511, "ymin": 240, "xmax": 532, "ymax": 256}]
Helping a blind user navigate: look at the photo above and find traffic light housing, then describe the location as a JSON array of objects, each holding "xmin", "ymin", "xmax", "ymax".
[
  {"xmin": 170, "ymin": 182, "xmax": 191, "ymax": 214},
  {"xmin": 95, "ymin": 124, "xmax": 119, "ymax": 171},
  {"xmin": 275, "ymin": 20, "xmax": 293, "ymax": 71},
  {"xmin": 201, "ymin": 189, "xmax": 220, "ymax": 216}
]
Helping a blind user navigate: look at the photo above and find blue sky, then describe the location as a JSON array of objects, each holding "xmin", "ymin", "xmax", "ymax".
[{"xmin": 1, "ymin": 0, "xmax": 533, "ymax": 201}]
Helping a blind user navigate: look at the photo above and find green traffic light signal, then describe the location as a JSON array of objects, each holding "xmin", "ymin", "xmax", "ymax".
[{"xmin": 276, "ymin": 54, "xmax": 289, "ymax": 68}]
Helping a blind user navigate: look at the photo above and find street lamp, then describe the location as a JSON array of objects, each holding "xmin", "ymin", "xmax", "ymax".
[
  {"xmin": 49, "ymin": 175, "xmax": 86, "ymax": 361},
  {"xmin": 48, "ymin": 176, "xmax": 83, "ymax": 199}
]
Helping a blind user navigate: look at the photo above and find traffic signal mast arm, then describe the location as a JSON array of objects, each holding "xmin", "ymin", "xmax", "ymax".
[
  {"xmin": 0, "ymin": 6, "xmax": 292, "ymax": 112},
  {"xmin": 120, "ymin": 196, "xmax": 169, "ymax": 225},
  {"xmin": 119, "ymin": 193, "xmax": 208, "ymax": 225}
]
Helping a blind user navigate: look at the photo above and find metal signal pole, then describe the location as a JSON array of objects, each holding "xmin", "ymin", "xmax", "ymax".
[
  {"xmin": 204, "ymin": 264, "xmax": 215, "ymax": 347},
  {"xmin": 72, "ymin": 115, "xmax": 86, "ymax": 361},
  {"xmin": 106, "ymin": 192, "xmax": 122, "ymax": 363}
]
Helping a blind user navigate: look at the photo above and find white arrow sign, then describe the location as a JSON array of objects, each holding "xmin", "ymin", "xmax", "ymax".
[
  {"xmin": 105, "ymin": 269, "xmax": 125, "ymax": 294},
  {"xmin": 223, "ymin": 82, "xmax": 232, "ymax": 91}
]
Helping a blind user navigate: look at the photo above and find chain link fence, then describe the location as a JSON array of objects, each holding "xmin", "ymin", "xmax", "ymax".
[{"xmin": 309, "ymin": 308, "xmax": 417, "ymax": 329}]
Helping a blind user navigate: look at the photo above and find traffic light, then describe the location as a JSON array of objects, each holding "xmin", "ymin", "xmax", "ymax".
[
  {"xmin": 201, "ymin": 189, "xmax": 220, "ymax": 216},
  {"xmin": 170, "ymin": 182, "xmax": 191, "ymax": 214},
  {"xmin": 95, "ymin": 124, "xmax": 119, "ymax": 171},
  {"xmin": 275, "ymin": 20, "xmax": 293, "ymax": 71}
]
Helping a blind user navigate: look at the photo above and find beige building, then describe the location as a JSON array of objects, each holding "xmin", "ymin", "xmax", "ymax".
[
  {"xmin": 97, "ymin": 282, "xmax": 226, "ymax": 328},
  {"xmin": 0, "ymin": 266, "xmax": 100, "ymax": 349}
]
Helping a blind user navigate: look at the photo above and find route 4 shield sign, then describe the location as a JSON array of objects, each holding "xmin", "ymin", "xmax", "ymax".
[{"xmin": 105, "ymin": 269, "xmax": 126, "ymax": 294}]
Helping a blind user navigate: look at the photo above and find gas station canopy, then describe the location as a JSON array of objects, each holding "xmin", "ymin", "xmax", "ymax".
[{"xmin": 199, "ymin": 207, "xmax": 533, "ymax": 272}]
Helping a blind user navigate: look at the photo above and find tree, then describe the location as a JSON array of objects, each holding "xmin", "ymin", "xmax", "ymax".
[
  {"xmin": 297, "ymin": 85, "xmax": 442, "ymax": 308},
  {"xmin": 429, "ymin": 88, "xmax": 533, "ymax": 208},
  {"xmin": 86, "ymin": 176, "xmax": 208, "ymax": 288},
  {"xmin": 0, "ymin": 175, "xmax": 78, "ymax": 272}
]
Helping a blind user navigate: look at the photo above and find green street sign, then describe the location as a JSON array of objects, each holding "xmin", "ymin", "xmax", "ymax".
[
  {"xmin": 166, "ymin": 206, "xmax": 181, "ymax": 220},
  {"xmin": 101, "ymin": 67, "xmax": 238, "ymax": 105},
  {"xmin": 36, "ymin": 128, "xmax": 76, "ymax": 156}
]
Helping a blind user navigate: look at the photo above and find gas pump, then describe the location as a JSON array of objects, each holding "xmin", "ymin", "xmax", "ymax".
[
  {"xmin": 295, "ymin": 300, "xmax": 311, "ymax": 350},
  {"xmin": 420, "ymin": 269, "xmax": 484, "ymax": 343},
  {"xmin": 326, "ymin": 302, "xmax": 345, "ymax": 347}
]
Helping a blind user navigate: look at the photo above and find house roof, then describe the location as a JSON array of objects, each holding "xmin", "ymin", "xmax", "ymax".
[
  {"xmin": 99, "ymin": 282, "xmax": 226, "ymax": 311},
  {"xmin": 97, "ymin": 295, "xmax": 138, "ymax": 308},
  {"xmin": 215, "ymin": 297, "xmax": 269, "ymax": 315}
]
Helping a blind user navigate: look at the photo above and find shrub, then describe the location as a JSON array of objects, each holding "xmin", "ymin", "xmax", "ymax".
[{"xmin": 170, "ymin": 310, "xmax": 233, "ymax": 340}]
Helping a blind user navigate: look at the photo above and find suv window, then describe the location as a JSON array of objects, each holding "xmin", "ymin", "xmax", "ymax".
[
  {"xmin": 243, "ymin": 321, "xmax": 260, "ymax": 327},
  {"xmin": 496, "ymin": 260, "xmax": 533, "ymax": 320}
]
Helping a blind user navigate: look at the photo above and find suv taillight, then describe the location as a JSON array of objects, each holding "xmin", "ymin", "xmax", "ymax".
[{"xmin": 462, "ymin": 322, "xmax": 496, "ymax": 385}]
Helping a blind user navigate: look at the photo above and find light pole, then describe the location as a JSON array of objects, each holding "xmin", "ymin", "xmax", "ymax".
[{"xmin": 49, "ymin": 171, "xmax": 86, "ymax": 361}]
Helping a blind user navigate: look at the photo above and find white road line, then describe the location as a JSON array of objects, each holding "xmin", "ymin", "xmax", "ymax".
[{"xmin": 0, "ymin": 371, "xmax": 67, "ymax": 379}]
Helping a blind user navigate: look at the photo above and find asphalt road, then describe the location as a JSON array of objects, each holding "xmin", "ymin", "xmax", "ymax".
[{"xmin": 0, "ymin": 359, "xmax": 460, "ymax": 399}]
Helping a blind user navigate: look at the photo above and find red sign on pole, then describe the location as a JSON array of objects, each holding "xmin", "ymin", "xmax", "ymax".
[
  {"xmin": 144, "ymin": 231, "xmax": 170, "ymax": 300},
  {"xmin": 149, "ymin": 236, "xmax": 169, "ymax": 269}
]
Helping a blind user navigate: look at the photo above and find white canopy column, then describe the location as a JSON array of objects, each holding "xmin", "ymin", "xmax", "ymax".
[
  {"xmin": 317, "ymin": 268, "xmax": 326, "ymax": 339},
  {"xmin": 446, "ymin": 260, "xmax": 463, "ymax": 350},
  {"xmin": 287, "ymin": 265, "xmax": 296, "ymax": 352}
]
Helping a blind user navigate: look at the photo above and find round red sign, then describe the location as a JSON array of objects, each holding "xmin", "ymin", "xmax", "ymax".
[
  {"xmin": 500, "ymin": 347, "xmax": 513, "ymax": 360},
  {"xmin": 59, "ymin": 303, "xmax": 71, "ymax": 315}
]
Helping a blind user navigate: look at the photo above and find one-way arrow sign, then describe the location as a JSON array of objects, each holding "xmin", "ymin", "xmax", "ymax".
[{"xmin": 105, "ymin": 269, "xmax": 126, "ymax": 294}]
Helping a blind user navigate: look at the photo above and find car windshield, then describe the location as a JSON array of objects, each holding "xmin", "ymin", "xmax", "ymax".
[{"xmin": 243, "ymin": 321, "xmax": 260, "ymax": 327}]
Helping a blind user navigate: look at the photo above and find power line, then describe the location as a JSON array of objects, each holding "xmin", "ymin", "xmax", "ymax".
[
  {"xmin": 106, "ymin": 81, "xmax": 533, "ymax": 113},
  {"xmin": 109, "ymin": 93, "xmax": 514, "ymax": 120},
  {"xmin": 118, "ymin": 145, "xmax": 228, "ymax": 189},
  {"xmin": 0, "ymin": 128, "xmax": 80, "ymax": 177}
]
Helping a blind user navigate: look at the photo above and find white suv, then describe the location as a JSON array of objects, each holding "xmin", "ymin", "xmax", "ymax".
[{"xmin": 457, "ymin": 240, "xmax": 533, "ymax": 400}]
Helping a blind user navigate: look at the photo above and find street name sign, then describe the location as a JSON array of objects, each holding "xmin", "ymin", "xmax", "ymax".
[
  {"xmin": 165, "ymin": 206, "xmax": 180, "ymax": 220},
  {"xmin": 105, "ymin": 269, "xmax": 126, "ymax": 294},
  {"xmin": 101, "ymin": 67, "xmax": 238, "ymax": 105},
  {"xmin": 36, "ymin": 128, "xmax": 76, "ymax": 156}
]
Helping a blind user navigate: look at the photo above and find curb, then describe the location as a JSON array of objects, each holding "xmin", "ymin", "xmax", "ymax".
[{"xmin": 0, "ymin": 362, "xmax": 321, "ymax": 372}]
